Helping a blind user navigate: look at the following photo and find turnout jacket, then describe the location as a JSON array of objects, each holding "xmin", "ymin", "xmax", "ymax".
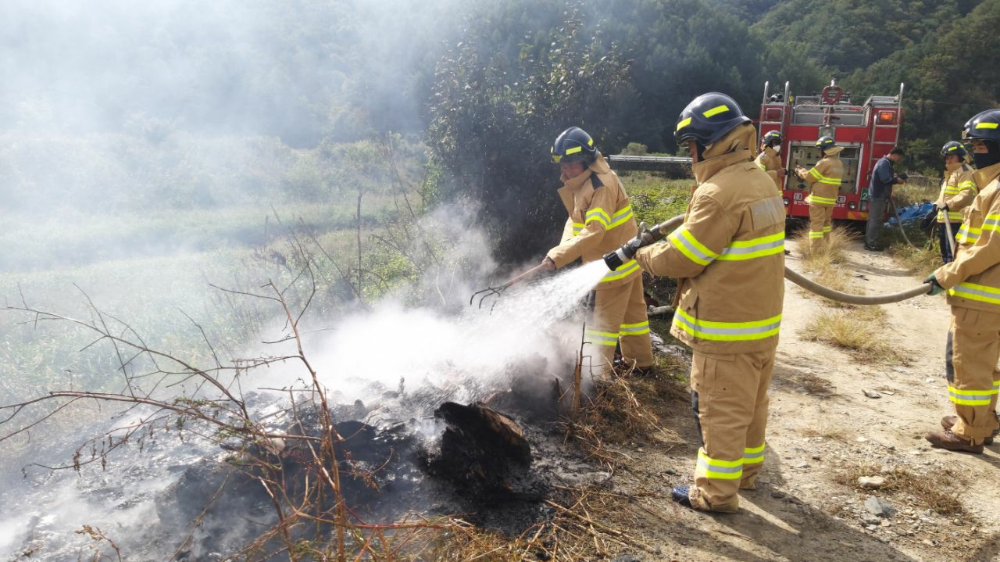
[
  {"xmin": 754, "ymin": 146, "xmax": 783, "ymax": 190},
  {"xmin": 547, "ymin": 155, "xmax": 640, "ymax": 289},
  {"xmin": 935, "ymin": 162, "xmax": 977, "ymax": 223},
  {"xmin": 635, "ymin": 126, "xmax": 786, "ymax": 354},
  {"xmin": 797, "ymin": 151, "xmax": 843, "ymax": 207},
  {"xmin": 935, "ymin": 162, "xmax": 1000, "ymax": 312}
]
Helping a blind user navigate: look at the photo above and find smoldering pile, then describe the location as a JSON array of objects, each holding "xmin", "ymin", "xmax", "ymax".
[{"xmin": 159, "ymin": 375, "xmax": 587, "ymax": 561}]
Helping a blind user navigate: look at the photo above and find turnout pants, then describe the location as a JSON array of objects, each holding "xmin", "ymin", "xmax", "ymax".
[
  {"xmin": 583, "ymin": 274, "xmax": 654, "ymax": 380},
  {"xmin": 808, "ymin": 203, "xmax": 834, "ymax": 251},
  {"xmin": 688, "ymin": 348, "xmax": 775, "ymax": 512},
  {"xmin": 946, "ymin": 307, "xmax": 1000, "ymax": 444}
]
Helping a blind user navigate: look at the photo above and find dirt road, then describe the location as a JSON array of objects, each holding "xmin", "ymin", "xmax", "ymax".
[{"xmin": 609, "ymin": 238, "xmax": 1000, "ymax": 562}]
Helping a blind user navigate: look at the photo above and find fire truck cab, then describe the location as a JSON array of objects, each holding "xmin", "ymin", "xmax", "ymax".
[{"xmin": 758, "ymin": 80, "xmax": 904, "ymax": 221}]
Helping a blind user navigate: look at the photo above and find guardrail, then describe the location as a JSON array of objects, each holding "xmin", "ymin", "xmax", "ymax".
[{"xmin": 608, "ymin": 154, "xmax": 692, "ymax": 176}]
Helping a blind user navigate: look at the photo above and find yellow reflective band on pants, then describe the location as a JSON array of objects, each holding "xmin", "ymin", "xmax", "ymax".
[
  {"xmin": 584, "ymin": 328, "xmax": 619, "ymax": 347},
  {"xmin": 672, "ymin": 309, "xmax": 781, "ymax": 342},
  {"xmin": 823, "ymin": 225, "xmax": 832, "ymax": 233},
  {"xmin": 620, "ymin": 321, "xmax": 650, "ymax": 336},
  {"xmin": 716, "ymin": 231, "xmax": 784, "ymax": 261},
  {"xmin": 602, "ymin": 259, "xmax": 640, "ymax": 283},
  {"xmin": 805, "ymin": 194, "xmax": 836, "ymax": 206},
  {"xmin": 696, "ymin": 451, "xmax": 743, "ymax": 480},
  {"xmin": 948, "ymin": 384, "xmax": 998, "ymax": 406},
  {"xmin": 668, "ymin": 226, "xmax": 719, "ymax": 266},
  {"xmin": 743, "ymin": 443, "xmax": 765, "ymax": 465},
  {"xmin": 808, "ymin": 231, "xmax": 824, "ymax": 239},
  {"xmin": 948, "ymin": 282, "xmax": 1000, "ymax": 305}
]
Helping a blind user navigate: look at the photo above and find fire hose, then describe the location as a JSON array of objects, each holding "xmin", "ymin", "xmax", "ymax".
[
  {"xmin": 610, "ymin": 214, "xmax": 932, "ymax": 305},
  {"xmin": 472, "ymin": 214, "xmax": 932, "ymax": 308}
]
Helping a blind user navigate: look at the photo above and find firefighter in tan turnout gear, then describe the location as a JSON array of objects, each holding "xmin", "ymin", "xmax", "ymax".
[
  {"xmin": 934, "ymin": 141, "xmax": 977, "ymax": 264},
  {"xmin": 608, "ymin": 93, "xmax": 785, "ymax": 512},
  {"xmin": 755, "ymin": 130, "xmax": 785, "ymax": 190},
  {"xmin": 795, "ymin": 136, "xmax": 844, "ymax": 250},
  {"xmin": 541, "ymin": 127, "xmax": 654, "ymax": 380},
  {"xmin": 924, "ymin": 109, "xmax": 1000, "ymax": 454}
]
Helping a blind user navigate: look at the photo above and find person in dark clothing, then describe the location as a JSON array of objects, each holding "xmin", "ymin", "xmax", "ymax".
[{"xmin": 865, "ymin": 147, "xmax": 907, "ymax": 251}]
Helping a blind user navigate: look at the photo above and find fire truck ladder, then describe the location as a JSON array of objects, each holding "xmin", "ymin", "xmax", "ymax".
[
  {"xmin": 865, "ymin": 83, "xmax": 905, "ymax": 183},
  {"xmin": 760, "ymin": 81, "xmax": 791, "ymax": 136}
]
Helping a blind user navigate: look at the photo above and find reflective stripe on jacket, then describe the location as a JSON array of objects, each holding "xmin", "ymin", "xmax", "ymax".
[
  {"xmin": 635, "ymin": 125, "xmax": 785, "ymax": 354},
  {"xmin": 935, "ymin": 162, "xmax": 1000, "ymax": 313},
  {"xmin": 935, "ymin": 162, "xmax": 977, "ymax": 223},
  {"xmin": 754, "ymin": 146, "xmax": 783, "ymax": 190},
  {"xmin": 547, "ymin": 155, "xmax": 639, "ymax": 289},
  {"xmin": 798, "ymin": 154, "xmax": 843, "ymax": 207}
]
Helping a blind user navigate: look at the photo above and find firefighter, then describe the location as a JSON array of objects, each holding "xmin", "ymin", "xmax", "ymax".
[
  {"xmin": 923, "ymin": 109, "xmax": 1000, "ymax": 454},
  {"xmin": 608, "ymin": 93, "xmax": 785, "ymax": 512},
  {"xmin": 934, "ymin": 141, "xmax": 977, "ymax": 264},
  {"xmin": 795, "ymin": 136, "xmax": 843, "ymax": 251},
  {"xmin": 755, "ymin": 130, "xmax": 785, "ymax": 190},
  {"xmin": 541, "ymin": 127, "xmax": 654, "ymax": 381}
]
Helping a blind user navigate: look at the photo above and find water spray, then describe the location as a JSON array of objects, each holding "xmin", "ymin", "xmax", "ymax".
[{"xmin": 470, "ymin": 263, "xmax": 550, "ymax": 309}]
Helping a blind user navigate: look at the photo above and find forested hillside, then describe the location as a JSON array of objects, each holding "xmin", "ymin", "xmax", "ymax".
[{"xmin": 3, "ymin": 0, "xmax": 998, "ymax": 261}]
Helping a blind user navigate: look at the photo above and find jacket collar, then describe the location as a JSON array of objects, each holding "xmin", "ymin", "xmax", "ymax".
[
  {"xmin": 557, "ymin": 169, "xmax": 593, "ymax": 214},
  {"xmin": 692, "ymin": 148, "xmax": 752, "ymax": 184},
  {"xmin": 974, "ymin": 161, "xmax": 1000, "ymax": 190}
]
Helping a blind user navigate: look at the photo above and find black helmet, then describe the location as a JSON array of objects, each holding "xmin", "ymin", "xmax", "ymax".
[
  {"xmin": 816, "ymin": 136, "xmax": 836, "ymax": 152},
  {"xmin": 941, "ymin": 141, "xmax": 967, "ymax": 159},
  {"xmin": 551, "ymin": 127, "xmax": 597, "ymax": 164},
  {"xmin": 963, "ymin": 109, "xmax": 1000, "ymax": 143},
  {"xmin": 762, "ymin": 130, "xmax": 783, "ymax": 147},
  {"xmin": 674, "ymin": 92, "xmax": 751, "ymax": 146}
]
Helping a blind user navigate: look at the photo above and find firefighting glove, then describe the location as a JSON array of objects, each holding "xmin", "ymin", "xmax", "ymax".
[
  {"xmin": 604, "ymin": 235, "xmax": 643, "ymax": 271},
  {"xmin": 924, "ymin": 274, "xmax": 945, "ymax": 296}
]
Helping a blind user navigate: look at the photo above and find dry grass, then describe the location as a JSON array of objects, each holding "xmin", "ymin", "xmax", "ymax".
[
  {"xmin": 892, "ymin": 182, "xmax": 940, "ymax": 209},
  {"xmin": 422, "ymin": 489, "xmax": 656, "ymax": 560},
  {"xmin": 790, "ymin": 372, "xmax": 837, "ymax": 397},
  {"xmin": 573, "ymin": 372, "xmax": 685, "ymax": 448},
  {"xmin": 801, "ymin": 306, "xmax": 904, "ymax": 364},
  {"xmin": 799, "ymin": 226, "xmax": 859, "ymax": 269},
  {"xmin": 834, "ymin": 461, "xmax": 965, "ymax": 516},
  {"xmin": 889, "ymin": 240, "xmax": 942, "ymax": 274}
]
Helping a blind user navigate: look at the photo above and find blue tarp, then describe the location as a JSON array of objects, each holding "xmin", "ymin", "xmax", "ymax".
[{"xmin": 887, "ymin": 202, "xmax": 935, "ymax": 225}]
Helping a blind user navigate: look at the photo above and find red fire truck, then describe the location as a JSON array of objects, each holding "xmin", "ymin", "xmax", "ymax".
[{"xmin": 758, "ymin": 80, "xmax": 905, "ymax": 221}]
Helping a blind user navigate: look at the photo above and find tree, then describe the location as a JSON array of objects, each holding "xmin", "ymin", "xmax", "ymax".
[{"xmin": 427, "ymin": 2, "xmax": 634, "ymax": 263}]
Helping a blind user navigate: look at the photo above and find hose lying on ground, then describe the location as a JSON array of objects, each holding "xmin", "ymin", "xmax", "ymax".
[
  {"xmin": 782, "ymin": 266, "xmax": 931, "ymax": 304},
  {"xmin": 643, "ymin": 214, "xmax": 932, "ymax": 305}
]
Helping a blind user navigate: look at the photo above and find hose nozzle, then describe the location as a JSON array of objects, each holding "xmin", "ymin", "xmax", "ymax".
[{"xmin": 602, "ymin": 219, "xmax": 675, "ymax": 271}]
